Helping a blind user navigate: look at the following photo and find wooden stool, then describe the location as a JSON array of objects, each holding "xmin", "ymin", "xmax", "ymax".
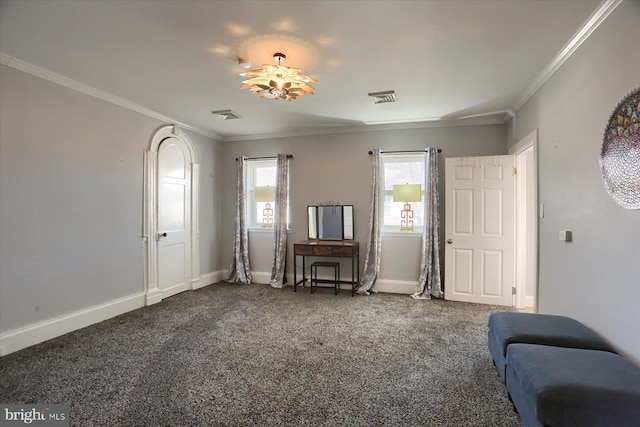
[{"xmin": 310, "ymin": 261, "xmax": 340, "ymax": 295}]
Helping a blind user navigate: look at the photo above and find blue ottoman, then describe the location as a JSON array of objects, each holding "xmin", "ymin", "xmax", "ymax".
[
  {"xmin": 488, "ymin": 312, "xmax": 615, "ymax": 382},
  {"xmin": 506, "ymin": 344, "xmax": 640, "ymax": 427}
]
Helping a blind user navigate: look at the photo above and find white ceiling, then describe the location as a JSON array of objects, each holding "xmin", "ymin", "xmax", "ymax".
[{"xmin": 0, "ymin": 0, "xmax": 605, "ymax": 141}]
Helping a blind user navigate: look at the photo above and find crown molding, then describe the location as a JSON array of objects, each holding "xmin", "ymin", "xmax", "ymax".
[
  {"xmin": 221, "ymin": 116, "xmax": 505, "ymax": 143},
  {"xmin": 458, "ymin": 109, "xmax": 515, "ymax": 121},
  {"xmin": 511, "ymin": 0, "xmax": 621, "ymax": 113},
  {"xmin": 0, "ymin": 52, "xmax": 221, "ymax": 141}
]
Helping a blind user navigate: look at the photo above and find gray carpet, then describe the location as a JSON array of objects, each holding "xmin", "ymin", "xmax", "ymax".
[{"xmin": 0, "ymin": 282, "xmax": 522, "ymax": 427}]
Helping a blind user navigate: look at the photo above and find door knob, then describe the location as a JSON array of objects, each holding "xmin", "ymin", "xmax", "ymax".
[
  {"xmin": 447, "ymin": 239, "xmax": 453, "ymax": 244},
  {"xmin": 158, "ymin": 232, "xmax": 167, "ymax": 240}
]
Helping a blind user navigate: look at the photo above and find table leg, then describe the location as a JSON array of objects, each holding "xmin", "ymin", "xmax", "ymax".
[{"xmin": 351, "ymin": 254, "xmax": 355, "ymax": 297}]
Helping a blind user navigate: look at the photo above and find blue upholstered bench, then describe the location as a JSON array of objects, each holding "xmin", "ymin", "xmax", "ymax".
[
  {"xmin": 506, "ymin": 344, "xmax": 640, "ymax": 427},
  {"xmin": 488, "ymin": 312, "xmax": 616, "ymax": 383}
]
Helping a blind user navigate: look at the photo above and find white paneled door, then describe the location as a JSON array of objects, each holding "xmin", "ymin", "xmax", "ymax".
[
  {"xmin": 157, "ymin": 137, "xmax": 191, "ymax": 298},
  {"xmin": 444, "ymin": 156, "xmax": 515, "ymax": 306}
]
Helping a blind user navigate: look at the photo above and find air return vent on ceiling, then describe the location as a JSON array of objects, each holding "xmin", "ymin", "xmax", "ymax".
[
  {"xmin": 211, "ymin": 109, "xmax": 241, "ymax": 120},
  {"xmin": 368, "ymin": 90, "xmax": 397, "ymax": 104}
]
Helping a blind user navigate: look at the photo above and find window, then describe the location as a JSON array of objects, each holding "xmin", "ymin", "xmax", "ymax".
[
  {"xmin": 381, "ymin": 153, "xmax": 426, "ymax": 233},
  {"xmin": 246, "ymin": 159, "xmax": 277, "ymax": 228},
  {"xmin": 246, "ymin": 158, "xmax": 290, "ymax": 229}
]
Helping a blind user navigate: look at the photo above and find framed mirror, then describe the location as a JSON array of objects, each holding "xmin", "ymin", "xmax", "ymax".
[
  {"xmin": 307, "ymin": 205, "xmax": 354, "ymax": 240},
  {"xmin": 343, "ymin": 206, "xmax": 353, "ymax": 239}
]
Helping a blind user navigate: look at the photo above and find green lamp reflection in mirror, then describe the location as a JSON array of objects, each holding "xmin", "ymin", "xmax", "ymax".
[
  {"xmin": 393, "ymin": 184, "xmax": 421, "ymax": 232},
  {"xmin": 254, "ymin": 186, "xmax": 276, "ymax": 228}
]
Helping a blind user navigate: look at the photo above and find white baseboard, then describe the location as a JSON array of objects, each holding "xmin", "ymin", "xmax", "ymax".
[
  {"xmin": 250, "ymin": 271, "xmax": 272, "ymax": 285},
  {"xmin": 146, "ymin": 289, "xmax": 163, "ymax": 306},
  {"xmin": 372, "ymin": 279, "xmax": 418, "ymax": 295},
  {"xmin": 525, "ymin": 295, "xmax": 535, "ymax": 308},
  {"xmin": 0, "ymin": 292, "xmax": 146, "ymax": 357},
  {"xmin": 221, "ymin": 269, "xmax": 416, "ymax": 294},
  {"xmin": 220, "ymin": 269, "xmax": 287, "ymax": 286},
  {"xmin": 195, "ymin": 270, "xmax": 224, "ymax": 289},
  {"xmin": 252, "ymin": 271, "xmax": 301, "ymax": 286},
  {"xmin": 296, "ymin": 277, "xmax": 416, "ymax": 294}
]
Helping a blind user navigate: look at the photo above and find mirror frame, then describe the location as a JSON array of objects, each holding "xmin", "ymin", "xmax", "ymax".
[{"xmin": 307, "ymin": 205, "xmax": 354, "ymax": 240}]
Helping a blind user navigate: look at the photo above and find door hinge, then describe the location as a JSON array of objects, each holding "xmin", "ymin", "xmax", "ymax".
[
  {"xmin": 512, "ymin": 286, "xmax": 517, "ymax": 295},
  {"xmin": 512, "ymin": 167, "xmax": 517, "ymax": 175}
]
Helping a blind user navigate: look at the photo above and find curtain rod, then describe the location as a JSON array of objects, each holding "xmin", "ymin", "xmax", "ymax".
[
  {"xmin": 369, "ymin": 149, "xmax": 441, "ymax": 155},
  {"xmin": 236, "ymin": 154, "xmax": 293, "ymax": 161}
]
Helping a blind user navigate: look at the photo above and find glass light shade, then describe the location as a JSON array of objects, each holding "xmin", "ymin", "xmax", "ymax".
[
  {"xmin": 393, "ymin": 184, "xmax": 421, "ymax": 202},
  {"xmin": 254, "ymin": 186, "xmax": 276, "ymax": 202}
]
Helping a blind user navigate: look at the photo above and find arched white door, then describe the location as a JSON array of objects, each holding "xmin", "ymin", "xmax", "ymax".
[
  {"xmin": 144, "ymin": 125, "xmax": 200, "ymax": 306},
  {"xmin": 157, "ymin": 137, "xmax": 191, "ymax": 298}
]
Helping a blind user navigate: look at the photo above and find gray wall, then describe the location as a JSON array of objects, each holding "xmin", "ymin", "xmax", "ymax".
[
  {"xmin": 192, "ymin": 130, "xmax": 224, "ymax": 278},
  {"xmin": 507, "ymin": 0, "xmax": 640, "ymax": 363},
  {"xmin": 0, "ymin": 65, "xmax": 222, "ymax": 334},
  {"xmin": 221, "ymin": 125, "xmax": 507, "ymax": 286}
]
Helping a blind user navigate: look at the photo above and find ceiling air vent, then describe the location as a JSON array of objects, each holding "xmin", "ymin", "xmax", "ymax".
[
  {"xmin": 368, "ymin": 90, "xmax": 397, "ymax": 104},
  {"xmin": 211, "ymin": 109, "xmax": 241, "ymax": 120}
]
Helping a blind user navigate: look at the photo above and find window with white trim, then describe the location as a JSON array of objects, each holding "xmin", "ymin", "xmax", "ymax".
[
  {"xmin": 381, "ymin": 153, "xmax": 426, "ymax": 233},
  {"xmin": 246, "ymin": 158, "xmax": 290, "ymax": 229},
  {"xmin": 246, "ymin": 159, "xmax": 277, "ymax": 228}
]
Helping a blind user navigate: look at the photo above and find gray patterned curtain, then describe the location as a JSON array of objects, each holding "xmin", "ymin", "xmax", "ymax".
[
  {"xmin": 225, "ymin": 156, "xmax": 251, "ymax": 285},
  {"xmin": 357, "ymin": 149, "xmax": 382, "ymax": 295},
  {"xmin": 270, "ymin": 153, "xmax": 289, "ymax": 288},
  {"xmin": 412, "ymin": 147, "xmax": 443, "ymax": 299}
]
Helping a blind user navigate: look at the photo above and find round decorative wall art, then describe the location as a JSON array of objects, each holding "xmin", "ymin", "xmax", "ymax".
[{"xmin": 600, "ymin": 87, "xmax": 640, "ymax": 209}]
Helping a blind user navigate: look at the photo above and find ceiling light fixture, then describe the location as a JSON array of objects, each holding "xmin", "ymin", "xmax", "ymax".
[{"xmin": 239, "ymin": 53, "xmax": 317, "ymax": 101}]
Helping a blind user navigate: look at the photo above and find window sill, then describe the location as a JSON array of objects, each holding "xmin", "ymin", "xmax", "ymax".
[
  {"xmin": 381, "ymin": 231, "xmax": 422, "ymax": 238},
  {"xmin": 248, "ymin": 227, "xmax": 291, "ymax": 233}
]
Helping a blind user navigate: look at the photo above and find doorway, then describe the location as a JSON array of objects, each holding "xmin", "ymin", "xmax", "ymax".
[
  {"xmin": 510, "ymin": 130, "xmax": 538, "ymax": 311},
  {"xmin": 444, "ymin": 131, "xmax": 539, "ymax": 309},
  {"xmin": 143, "ymin": 125, "xmax": 200, "ymax": 305},
  {"xmin": 157, "ymin": 137, "xmax": 191, "ymax": 298}
]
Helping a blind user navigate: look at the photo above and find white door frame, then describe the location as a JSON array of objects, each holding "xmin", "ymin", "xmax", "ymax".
[
  {"xmin": 143, "ymin": 124, "xmax": 200, "ymax": 305},
  {"xmin": 509, "ymin": 129, "xmax": 539, "ymax": 311}
]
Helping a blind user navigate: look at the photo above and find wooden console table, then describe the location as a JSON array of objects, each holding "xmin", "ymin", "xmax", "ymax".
[{"xmin": 294, "ymin": 240, "xmax": 360, "ymax": 296}]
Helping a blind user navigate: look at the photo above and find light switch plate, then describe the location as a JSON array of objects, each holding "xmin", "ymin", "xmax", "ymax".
[{"xmin": 559, "ymin": 230, "xmax": 572, "ymax": 242}]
